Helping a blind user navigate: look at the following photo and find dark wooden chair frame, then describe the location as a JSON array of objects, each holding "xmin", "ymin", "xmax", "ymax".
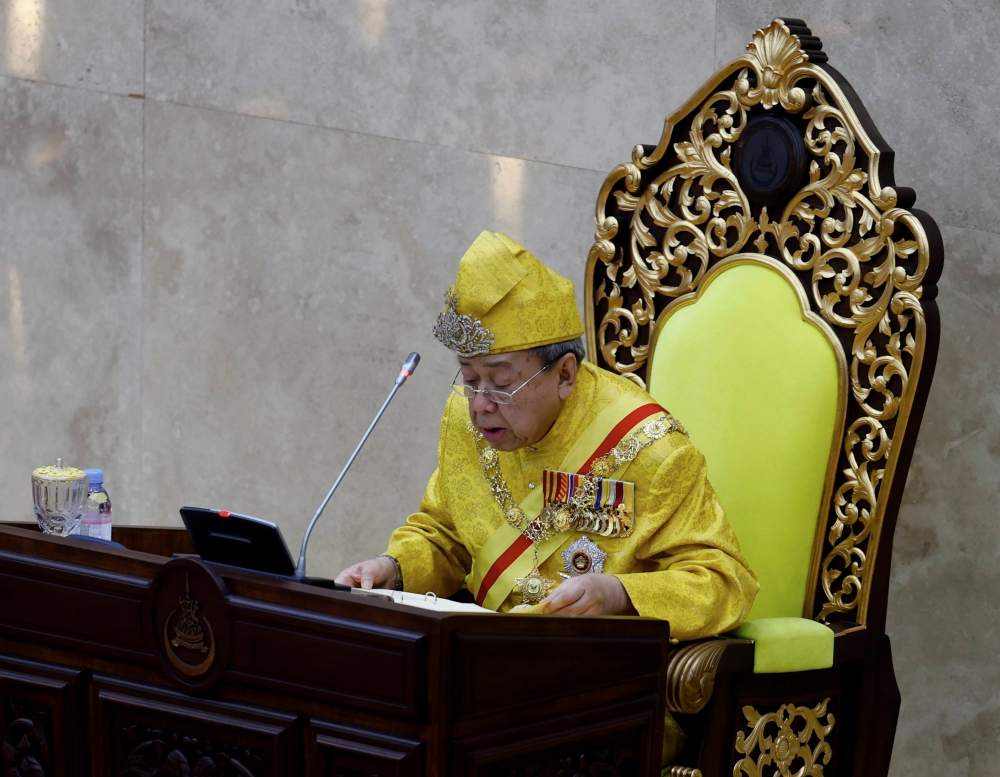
[{"xmin": 584, "ymin": 19, "xmax": 943, "ymax": 777}]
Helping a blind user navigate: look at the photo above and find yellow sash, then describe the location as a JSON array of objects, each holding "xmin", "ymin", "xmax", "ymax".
[{"xmin": 469, "ymin": 393, "xmax": 663, "ymax": 611}]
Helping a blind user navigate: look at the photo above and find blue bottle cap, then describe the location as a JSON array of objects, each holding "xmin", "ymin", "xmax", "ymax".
[{"xmin": 84, "ymin": 468, "xmax": 104, "ymax": 485}]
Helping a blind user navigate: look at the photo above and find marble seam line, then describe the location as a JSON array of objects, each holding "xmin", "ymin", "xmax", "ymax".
[
  {"xmin": 0, "ymin": 69, "xmax": 610, "ymax": 177},
  {"xmin": 2, "ymin": 74, "xmax": 995, "ymax": 235}
]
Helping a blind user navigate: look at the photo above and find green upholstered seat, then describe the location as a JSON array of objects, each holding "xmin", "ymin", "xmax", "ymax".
[
  {"xmin": 731, "ymin": 617, "xmax": 834, "ymax": 673},
  {"xmin": 647, "ymin": 258, "xmax": 842, "ymax": 672}
]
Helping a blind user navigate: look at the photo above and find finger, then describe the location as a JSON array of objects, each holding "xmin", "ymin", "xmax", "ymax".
[
  {"xmin": 540, "ymin": 587, "xmax": 573, "ymax": 611},
  {"xmin": 557, "ymin": 593, "xmax": 596, "ymax": 615},
  {"xmin": 554, "ymin": 582, "xmax": 601, "ymax": 615},
  {"xmin": 543, "ymin": 582, "xmax": 586, "ymax": 613},
  {"xmin": 360, "ymin": 566, "xmax": 375, "ymax": 589},
  {"xmin": 334, "ymin": 565, "xmax": 362, "ymax": 587}
]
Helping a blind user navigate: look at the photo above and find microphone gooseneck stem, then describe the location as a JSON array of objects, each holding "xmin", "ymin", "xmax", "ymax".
[{"xmin": 295, "ymin": 381, "xmax": 403, "ymax": 578}]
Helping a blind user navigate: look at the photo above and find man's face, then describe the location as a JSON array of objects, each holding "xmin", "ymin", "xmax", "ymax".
[{"xmin": 458, "ymin": 350, "xmax": 578, "ymax": 451}]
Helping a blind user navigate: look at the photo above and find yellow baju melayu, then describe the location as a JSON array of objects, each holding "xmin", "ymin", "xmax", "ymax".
[
  {"xmin": 382, "ymin": 229, "xmax": 757, "ymax": 767},
  {"xmin": 386, "ymin": 359, "xmax": 758, "ymax": 640}
]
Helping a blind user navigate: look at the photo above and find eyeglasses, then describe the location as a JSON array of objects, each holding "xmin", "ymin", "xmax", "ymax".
[{"xmin": 450, "ymin": 364, "xmax": 549, "ymax": 405}]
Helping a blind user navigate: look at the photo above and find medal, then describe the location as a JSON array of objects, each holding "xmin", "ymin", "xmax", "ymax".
[
  {"xmin": 562, "ymin": 535, "xmax": 606, "ymax": 576},
  {"xmin": 540, "ymin": 470, "xmax": 637, "ymax": 539},
  {"xmin": 515, "ymin": 544, "xmax": 556, "ymax": 605},
  {"xmin": 515, "ymin": 567, "xmax": 555, "ymax": 605}
]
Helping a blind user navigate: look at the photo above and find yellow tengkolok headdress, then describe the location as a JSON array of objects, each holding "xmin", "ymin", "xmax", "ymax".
[{"xmin": 433, "ymin": 231, "xmax": 584, "ymax": 357}]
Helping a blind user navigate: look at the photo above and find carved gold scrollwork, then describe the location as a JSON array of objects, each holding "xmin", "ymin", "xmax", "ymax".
[
  {"xmin": 665, "ymin": 639, "xmax": 730, "ymax": 714},
  {"xmin": 586, "ymin": 18, "xmax": 935, "ymax": 624},
  {"xmin": 733, "ymin": 698, "xmax": 836, "ymax": 777}
]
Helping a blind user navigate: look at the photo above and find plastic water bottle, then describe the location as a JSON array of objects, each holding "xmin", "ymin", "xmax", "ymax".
[{"xmin": 75, "ymin": 469, "xmax": 112, "ymax": 541}]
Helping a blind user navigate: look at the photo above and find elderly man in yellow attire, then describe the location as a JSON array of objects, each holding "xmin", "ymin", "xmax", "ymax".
[{"xmin": 336, "ymin": 230, "xmax": 758, "ymax": 765}]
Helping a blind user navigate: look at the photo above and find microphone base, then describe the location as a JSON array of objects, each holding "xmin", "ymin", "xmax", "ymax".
[{"xmin": 293, "ymin": 575, "xmax": 352, "ymax": 592}]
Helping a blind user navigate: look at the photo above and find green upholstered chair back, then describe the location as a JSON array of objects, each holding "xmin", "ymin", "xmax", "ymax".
[
  {"xmin": 646, "ymin": 257, "xmax": 845, "ymax": 621},
  {"xmin": 583, "ymin": 19, "xmax": 943, "ymax": 631}
]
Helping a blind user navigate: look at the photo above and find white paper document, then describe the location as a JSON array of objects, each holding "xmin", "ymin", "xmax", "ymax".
[{"xmin": 349, "ymin": 588, "xmax": 495, "ymax": 614}]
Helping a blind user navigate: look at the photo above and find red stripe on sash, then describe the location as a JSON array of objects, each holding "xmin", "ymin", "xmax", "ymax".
[
  {"xmin": 475, "ymin": 402, "xmax": 665, "ymax": 606},
  {"xmin": 579, "ymin": 403, "xmax": 664, "ymax": 473},
  {"xmin": 476, "ymin": 534, "xmax": 533, "ymax": 605}
]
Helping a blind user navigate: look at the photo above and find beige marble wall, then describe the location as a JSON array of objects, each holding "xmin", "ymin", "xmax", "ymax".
[
  {"xmin": 0, "ymin": 78, "xmax": 144, "ymax": 522},
  {"xmin": 0, "ymin": 1, "xmax": 996, "ymax": 774}
]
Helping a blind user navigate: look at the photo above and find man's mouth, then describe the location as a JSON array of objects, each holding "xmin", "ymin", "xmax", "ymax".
[{"xmin": 480, "ymin": 426, "xmax": 507, "ymax": 444}]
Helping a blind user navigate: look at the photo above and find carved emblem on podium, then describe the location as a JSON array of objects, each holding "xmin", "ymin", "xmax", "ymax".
[
  {"xmin": 146, "ymin": 558, "xmax": 231, "ymax": 693},
  {"xmin": 163, "ymin": 572, "xmax": 216, "ymax": 677}
]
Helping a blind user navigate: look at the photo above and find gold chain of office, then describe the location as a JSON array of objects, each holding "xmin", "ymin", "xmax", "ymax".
[{"xmin": 469, "ymin": 415, "xmax": 687, "ymax": 542}]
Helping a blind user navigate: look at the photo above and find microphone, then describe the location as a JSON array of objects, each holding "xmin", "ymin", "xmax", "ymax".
[
  {"xmin": 397, "ymin": 352, "xmax": 420, "ymax": 384},
  {"xmin": 295, "ymin": 352, "xmax": 420, "ymax": 580}
]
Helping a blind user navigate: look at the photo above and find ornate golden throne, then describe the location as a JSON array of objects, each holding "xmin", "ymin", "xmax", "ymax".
[{"xmin": 584, "ymin": 19, "xmax": 943, "ymax": 777}]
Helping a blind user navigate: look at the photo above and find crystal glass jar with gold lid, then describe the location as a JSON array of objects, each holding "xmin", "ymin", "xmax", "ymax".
[{"xmin": 32, "ymin": 458, "xmax": 89, "ymax": 535}]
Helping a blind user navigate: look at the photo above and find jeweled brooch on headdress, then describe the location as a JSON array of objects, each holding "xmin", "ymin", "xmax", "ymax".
[{"xmin": 432, "ymin": 288, "xmax": 495, "ymax": 357}]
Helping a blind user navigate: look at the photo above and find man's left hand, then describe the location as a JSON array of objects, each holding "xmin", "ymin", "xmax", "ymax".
[{"xmin": 540, "ymin": 574, "xmax": 637, "ymax": 616}]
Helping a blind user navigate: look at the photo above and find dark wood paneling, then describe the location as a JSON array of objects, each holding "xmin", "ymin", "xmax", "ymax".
[
  {"xmin": 0, "ymin": 550, "xmax": 151, "ymax": 662},
  {"xmin": 450, "ymin": 633, "xmax": 662, "ymax": 723},
  {"xmin": 0, "ymin": 655, "xmax": 85, "ymax": 777},
  {"xmin": 90, "ymin": 675, "xmax": 300, "ymax": 776},
  {"xmin": 228, "ymin": 597, "xmax": 427, "ymax": 719},
  {"xmin": 854, "ymin": 636, "xmax": 900, "ymax": 777},
  {"xmin": 308, "ymin": 720, "xmax": 424, "ymax": 777},
  {"xmin": 451, "ymin": 700, "xmax": 656, "ymax": 777},
  {"xmin": 112, "ymin": 526, "xmax": 196, "ymax": 557},
  {"xmin": 0, "ymin": 524, "xmax": 163, "ymax": 579},
  {"xmin": 2, "ymin": 522, "xmax": 196, "ymax": 559},
  {"xmin": 0, "ymin": 524, "xmax": 672, "ymax": 776},
  {"xmin": 486, "ymin": 746, "xmax": 639, "ymax": 777},
  {"xmin": 833, "ymin": 627, "xmax": 867, "ymax": 665}
]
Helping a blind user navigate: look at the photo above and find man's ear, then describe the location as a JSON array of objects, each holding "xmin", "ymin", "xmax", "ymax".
[{"xmin": 556, "ymin": 354, "xmax": 578, "ymax": 400}]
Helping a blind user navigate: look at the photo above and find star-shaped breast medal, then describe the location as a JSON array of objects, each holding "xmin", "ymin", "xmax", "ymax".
[
  {"xmin": 515, "ymin": 568, "xmax": 555, "ymax": 605},
  {"xmin": 562, "ymin": 535, "xmax": 607, "ymax": 576}
]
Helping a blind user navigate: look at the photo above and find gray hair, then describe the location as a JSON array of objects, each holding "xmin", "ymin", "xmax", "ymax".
[{"xmin": 530, "ymin": 337, "xmax": 586, "ymax": 368}]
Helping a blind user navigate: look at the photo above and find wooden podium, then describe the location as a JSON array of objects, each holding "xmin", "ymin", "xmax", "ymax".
[{"xmin": 0, "ymin": 524, "xmax": 669, "ymax": 776}]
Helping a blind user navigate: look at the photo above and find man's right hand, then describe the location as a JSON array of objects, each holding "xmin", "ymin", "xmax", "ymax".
[{"xmin": 334, "ymin": 557, "xmax": 398, "ymax": 590}]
